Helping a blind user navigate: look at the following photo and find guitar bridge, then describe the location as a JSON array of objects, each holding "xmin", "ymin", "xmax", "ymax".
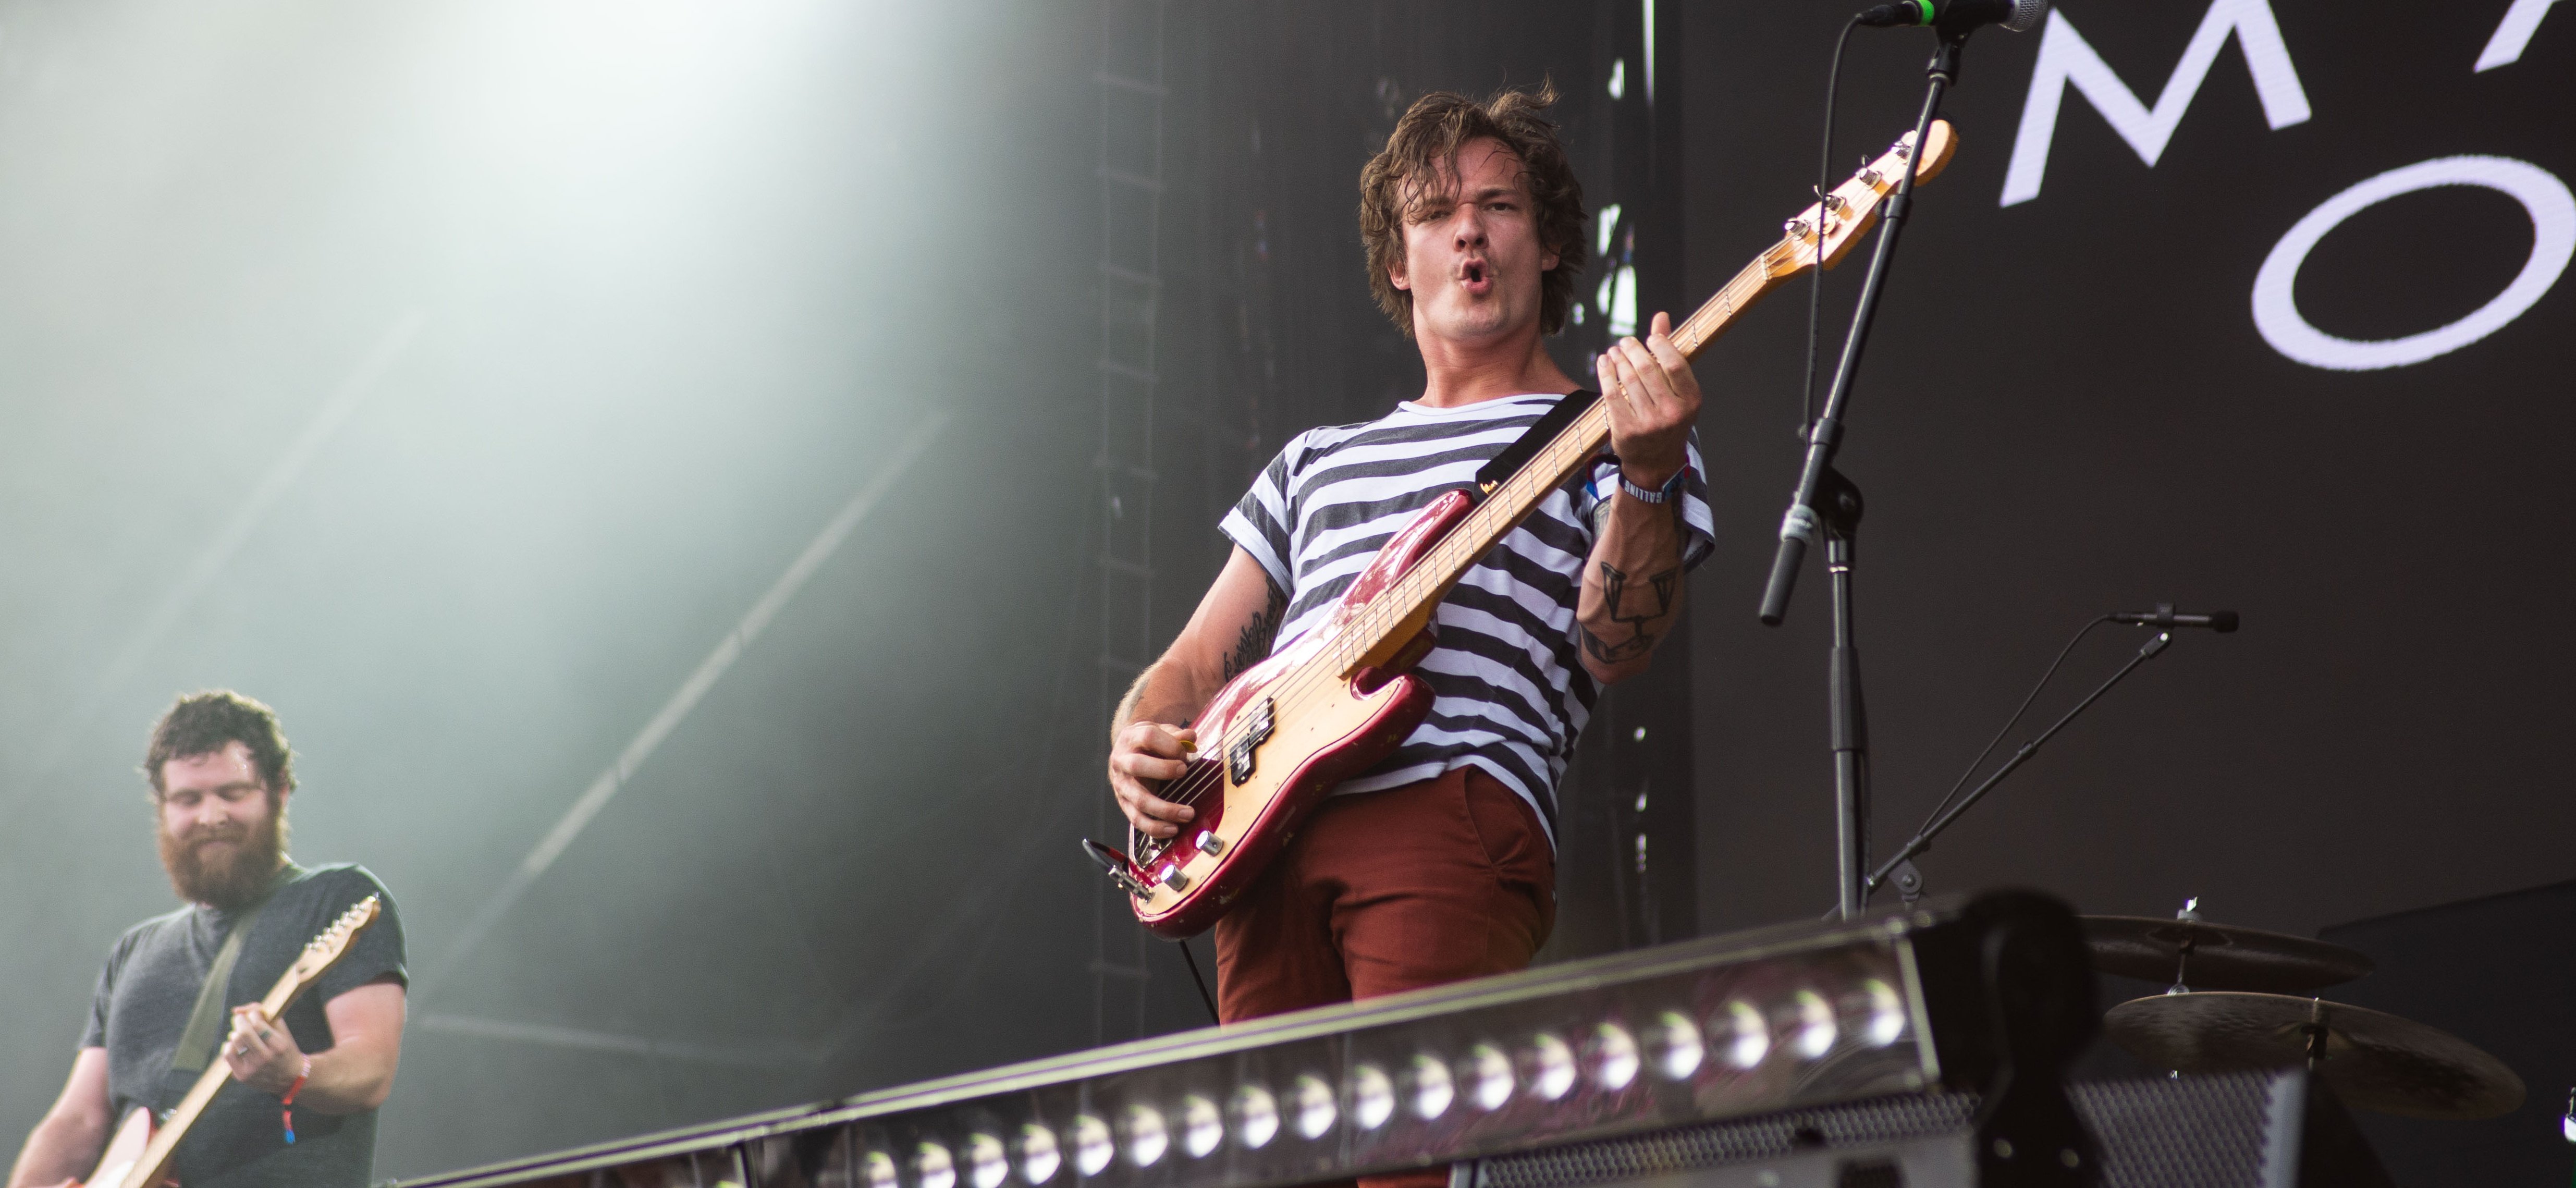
[{"xmin": 1228, "ymin": 698, "xmax": 1275, "ymax": 785}]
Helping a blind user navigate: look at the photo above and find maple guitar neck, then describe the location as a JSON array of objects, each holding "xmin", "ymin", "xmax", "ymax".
[
  {"xmin": 1322, "ymin": 119, "xmax": 1957, "ymax": 679},
  {"xmin": 101, "ymin": 895, "xmax": 381, "ymax": 1188}
]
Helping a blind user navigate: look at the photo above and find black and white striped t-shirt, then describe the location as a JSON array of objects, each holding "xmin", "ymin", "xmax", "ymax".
[{"xmin": 1220, "ymin": 393, "xmax": 1715, "ymax": 843}]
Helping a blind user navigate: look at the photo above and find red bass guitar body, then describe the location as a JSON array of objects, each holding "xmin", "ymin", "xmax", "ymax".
[{"xmin": 1118, "ymin": 489, "xmax": 1474, "ymax": 939}]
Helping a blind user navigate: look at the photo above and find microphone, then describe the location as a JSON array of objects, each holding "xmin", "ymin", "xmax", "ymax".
[
  {"xmin": 2108, "ymin": 605, "xmax": 2239, "ymax": 633},
  {"xmin": 1858, "ymin": 0, "xmax": 2048, "ymax": 32}
]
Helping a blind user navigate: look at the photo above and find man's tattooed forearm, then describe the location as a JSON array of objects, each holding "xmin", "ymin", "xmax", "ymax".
[
  {"xmin": 1223, "ymin": 580, "xmax": 1290, "ymax": 679},
  {"xmin": 1583, "ymin": 559, "xmax": 1681, "ymax": 665}
]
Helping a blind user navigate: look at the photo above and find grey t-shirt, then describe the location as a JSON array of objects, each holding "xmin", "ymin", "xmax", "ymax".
[{"xmin": 80, "ymin": 862, "xmax": 407, "ymax": 1188}]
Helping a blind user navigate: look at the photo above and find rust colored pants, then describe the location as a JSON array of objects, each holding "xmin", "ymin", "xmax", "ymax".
[{"xmin": 1212, "ymin": 765, "xmax": 1556, "ymax": 1188}]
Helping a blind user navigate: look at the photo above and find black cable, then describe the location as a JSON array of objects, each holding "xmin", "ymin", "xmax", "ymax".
[
  {"xmin": 1915, "ymin": 615, "xmax": 2115, "ymax": 832},
  {"xmin": 1175, "ymin": 937, "xmax": 1221, "ymax": 1026},
  {"xmin": 1803, "ymin": 16, "xmax": 1865, "ymax": 430}
]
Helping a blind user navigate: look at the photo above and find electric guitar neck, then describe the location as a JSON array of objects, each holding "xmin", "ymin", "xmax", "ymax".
[{"xmin": 84, "ymin": 896, "xmax": 382, "ymax": 1188}]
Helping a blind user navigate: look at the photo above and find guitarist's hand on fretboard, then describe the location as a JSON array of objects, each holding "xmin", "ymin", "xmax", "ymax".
[{"xmin": 220, "ymin": 1005, "xmax": 304, "ymax": 1096}]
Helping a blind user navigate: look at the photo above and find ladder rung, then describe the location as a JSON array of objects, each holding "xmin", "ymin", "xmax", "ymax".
[
  {"xmin": 1096, "ymin": 554, "xmax": 1154, "ymax": 580},
  {"xmin": 1094, "ymin": 71, "xmax": 1167, "ymax": 97},
  {"xmin": 1091, "ymin": 453, "xmax": 1158, "ymax": 482},
  {"xmin": 1099, "ymin": 263, "xmax": 1163, "ymax": 289},
  {"xmin": 1098, "ymin": 167, "xmax": 1165, "ymax": 194},
  {"xmin": 1096, "ymin": 358, "xmax": 1158, "ymax": 385}
]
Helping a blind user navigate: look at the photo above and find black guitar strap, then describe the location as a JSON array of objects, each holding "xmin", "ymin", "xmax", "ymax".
[{"xmin": 1473, "ymin": 388, "xmax": 1601, "ymax": 497}]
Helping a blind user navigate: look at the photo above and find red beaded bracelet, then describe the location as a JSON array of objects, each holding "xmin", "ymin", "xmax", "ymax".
[{"xmin": 281, "ymin": 1056, "xmax": 311, "ymax": 1145}]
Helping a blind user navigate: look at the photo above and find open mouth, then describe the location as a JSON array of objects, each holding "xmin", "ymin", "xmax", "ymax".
[{"xmin": 1459, "ymin": 259, "xmax": 1491, "ymax": 291}]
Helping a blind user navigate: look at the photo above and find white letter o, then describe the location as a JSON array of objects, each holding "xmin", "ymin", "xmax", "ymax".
[{"xmin": 2252, "ymin": 155, "xmax": 2574, "ymax": 372}]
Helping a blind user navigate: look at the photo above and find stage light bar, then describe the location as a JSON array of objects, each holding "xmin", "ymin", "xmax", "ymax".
[{"xmin": 397, "ymin": 892, "xmax": 2093, "ymax": 1188}]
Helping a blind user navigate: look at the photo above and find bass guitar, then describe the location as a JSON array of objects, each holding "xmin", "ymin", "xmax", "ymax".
[
  {"xmin": 1107, "ymin": 121, "xmax": 1960, "ymax": 939},
  {"xmin": 80, "ymin": 895, "xmax": 383, "ymax": 1188}
]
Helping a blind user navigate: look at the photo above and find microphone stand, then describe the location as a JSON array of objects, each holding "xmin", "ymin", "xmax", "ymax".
[
  {"xmin": 1760, "ymin": 27, "xmax": 1974, "ymax": 921},
  {"xmin": 1867, "ymin": 630, "xmax": 2173, "ymax": 901}
]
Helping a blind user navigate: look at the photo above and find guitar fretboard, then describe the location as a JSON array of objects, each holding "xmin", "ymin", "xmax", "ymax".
[{"xmin": 1315, "ymin": 243, "xmax": 1793, "ymax": 678}]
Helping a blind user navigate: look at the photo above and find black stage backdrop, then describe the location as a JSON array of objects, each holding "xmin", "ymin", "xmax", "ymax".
[{"xmin": 1680, "ymin": 1, "xmax": 2573, "ymax": 945}]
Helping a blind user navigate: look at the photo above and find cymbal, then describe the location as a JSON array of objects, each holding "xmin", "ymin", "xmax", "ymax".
[
  {"xmin": 2105, "ymin": 992, "xmax": 2525, "ymax": 1120},
  {"xmin": 2083, "ymin": 915, "xmax": 2374, "ymax": 993}
]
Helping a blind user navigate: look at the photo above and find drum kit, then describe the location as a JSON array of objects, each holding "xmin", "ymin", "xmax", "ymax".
[{"xmin": 2083, "ymin": 899, "xmax": 2526, "ymax": 1120}]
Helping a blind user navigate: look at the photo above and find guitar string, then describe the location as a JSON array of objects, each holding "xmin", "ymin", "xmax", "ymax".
[
  {"xmin": 1133, "ymin": 176, "xmax": 1895, "ymax": 858},
  {"xmin": 1138, "ymin": 143, "xmax": 1921, "ymax": 871},
  {"xmin": 1146, "ymin": 255, "xmax": 1767, "ymax": 837},
  {"xmin": 1143, "ymin": 410, "xmax": 1611, "ymax": 832},
  {"xmin": 1143, "ymin": 258, "xmax": 1767, "ymax": 839}
]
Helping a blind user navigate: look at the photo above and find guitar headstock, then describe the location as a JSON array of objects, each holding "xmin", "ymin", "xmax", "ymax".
[
  {"xmin": 1760, "ymin": 119, "xmax": 1959, "ymax": 281},
  {"xmin": 288, "ymin": 895, "xmax": 382, "ymax": 984}
]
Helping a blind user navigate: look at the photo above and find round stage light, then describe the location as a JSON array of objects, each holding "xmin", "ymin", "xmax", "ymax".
[
  {"xmin": 864, "ymin": 1150, "xmax": 899, "ymax": 1188},
  {"xmin": 1122, "ymin": 1105, "xmax": 1168, "ymax": 1168},
  {"xmin": 1292, "ymin": 1074, "xmax": 1337, "ymax": 1140},
  {"xmin": 1716, "ymin": 1000, "xmax": 1769, "ymax": 1069},
  {"xmin": 1460, "ymin": 1044, "xmax": 1514, "ymax": 1111},
  {"xmin": 1069, "ymin": 1116, "xmax": 1114, "ymax": 1178},
  {"xmin": 1789, "ymin": 989, "xmax": 1838, "ymax": 1060},
  {"xmin": 1406, "ymin": 1054, "xmax": 1454, "ymax": 1120},
  {"xmin": 1350, "ymin": 1063, "xmax": 1395, "ymax": 1130},
  {"xmin": 1522, "ymin": 1032, "xmax": 1576, "ymax": 1101},
  {"xmin": 1179, "ymin": 1095, "xmax": 1223, "ymax": 1158},
  {"xmin": 1230, "ymin": 1085, "xmax": 1280, "ymax": 1149},
  {"xmin": 1587, "ymin": 1023, "xmax": 1640, "ymax": 1091},
  {"xmin": 1015, "ymin": 1124, "xmax": 1061, "ymax": 1184},
  {"xmin": 1646, "ymin": 1011, "xmax": 1703, "ymax": 1080},
  {"xmin": 967, "ymin": 1135, "xmax": 1009, "ymax": 1188},
  {"xmin": 1854, "ymin": 978, "xmax": 1906, "ymax": 1048},
  {"xmin": 915, "ymin": 1142, "xmax": 957, "ymax": 1188}
]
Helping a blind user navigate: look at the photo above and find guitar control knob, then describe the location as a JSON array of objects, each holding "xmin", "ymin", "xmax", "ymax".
[
  {"xmin": 1196, "ymin": 831, "xmax": 1224, "ymax": 856},
  {"xmin": 1161, "ymin": 865, "xmax": 1191, "ymax": 891}
]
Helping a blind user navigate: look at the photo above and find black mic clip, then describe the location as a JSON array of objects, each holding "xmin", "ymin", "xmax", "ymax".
[
  {"xmin": 1857, "ymin": 1, "xmax": 1933, "ymax": 27},
  {"xmin": 2108, "ymin": 603, "xmax": 2240, "ymax": 633}
]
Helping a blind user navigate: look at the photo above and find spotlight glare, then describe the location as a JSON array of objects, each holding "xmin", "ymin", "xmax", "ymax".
[
  {"xmin": 1406, "ymin": 1054, "xmax": 1454, "ymax": 1120},
  {"xmin": 1070, "ymin": 1116, "xmax": 1114, "ymax": 1178},
  {"xmin": 1647, "ymin": 1011, "xmax": 1704, "ymax": 1080},
  {"xmin": 1522, "ymin": 1032, "xmax": 1577, "ymax": 1101},
  {"xmin": 1588, "ymin": 1023, "xmax": 1641, "ymax": 1091},
  {"xmin": 1123, "ymin": 1105, "xmax": 1169, "ymax": 1167},
  {"xmin": 1791, "ymin": 989, "xmax": 1838, "ymax": 1059},
  {"xmin": 916, "ymin": 1143, "xmax": 957, "ymax": 1188},
  {"xmin": 1857, "ymin": 978, "xmax": 1907, "ymax": 1048},
  {"xmin": 1015, "ymin": 1124, "xmax": 1061, "ymax": 1184},
  {"xmin": 1460, "ymin": 1043, "xmax": 1514, "ymax": 1111},
  {"xmin": 865, "ymin": 1151, "xmax": 899, "ymax": 1188},
  {"xmin": 1230, "ymin": 1085, "xmax": 1280, "ymax": 1149},
  {"xmin": 1292, "ymin": 1074, "xmax": 1337, "ymax": 1139},
  {"xmin": 1179, "ymin": 1095, "xmax": 1223, "ymax": 1158},
  {"xmin": 1350, "ymin": 1063, "xmax": 1396, "ymax": 1130},
  {"xmin": 1719, "ymin": 1000, "xmax": 1770, "ymax": 1069},
  {"xmin": 967, "ymin": 1134, "xmax": 1008, "ymax": 1188}
]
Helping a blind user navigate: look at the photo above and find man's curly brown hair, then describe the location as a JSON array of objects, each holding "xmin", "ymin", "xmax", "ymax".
[
  {"xmin": 144, "ymin": 690, "xmax": 297, "ymax": 800},
  {"xmin": 1359, "ymin": 82, "xmax": 1587, "ymax": 339}
]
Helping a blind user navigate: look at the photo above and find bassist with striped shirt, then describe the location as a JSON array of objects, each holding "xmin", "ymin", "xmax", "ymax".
[{"xmin": 1106, "ymin": 80, "xmax": 1713, "ymax": 1082}]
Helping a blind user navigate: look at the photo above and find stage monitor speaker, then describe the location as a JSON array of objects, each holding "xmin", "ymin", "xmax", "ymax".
[{"xmin": 1455, "ymin": 1069, "xmax": 2390, "ymax": 1188}]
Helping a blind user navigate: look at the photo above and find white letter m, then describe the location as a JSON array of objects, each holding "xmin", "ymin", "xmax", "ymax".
[{"xmin": 2000, "ymin": 0, "xmax": 2311, "ymax": 207}]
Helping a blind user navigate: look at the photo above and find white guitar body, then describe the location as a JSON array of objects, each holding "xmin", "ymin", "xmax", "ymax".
[{"xmin": 81, "ymin": 1106, "xmax": 158, "ymax": 1188}]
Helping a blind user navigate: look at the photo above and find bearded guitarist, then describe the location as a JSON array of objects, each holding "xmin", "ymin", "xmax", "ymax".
[
  {"xmin": 1108, "ymin": 82, "xmax": 1712, "ymax": 1054},
  {"xmin": 8, "ymin": 692, "xmax": 407, "ymax": 1188}
]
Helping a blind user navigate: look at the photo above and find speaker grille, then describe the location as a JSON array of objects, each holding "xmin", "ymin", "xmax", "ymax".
[
  {"xmin": 1474, "ymin": 1095, "xmax": 1975, "ymax": 1188},
  {"xmin": 2070, "ymin": 1074, "xmax": 2275, "ymax": 1188},
  {"xmin": 1471, "ymin": 1071, "xmax": 2382, "ymax": 1188}
]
